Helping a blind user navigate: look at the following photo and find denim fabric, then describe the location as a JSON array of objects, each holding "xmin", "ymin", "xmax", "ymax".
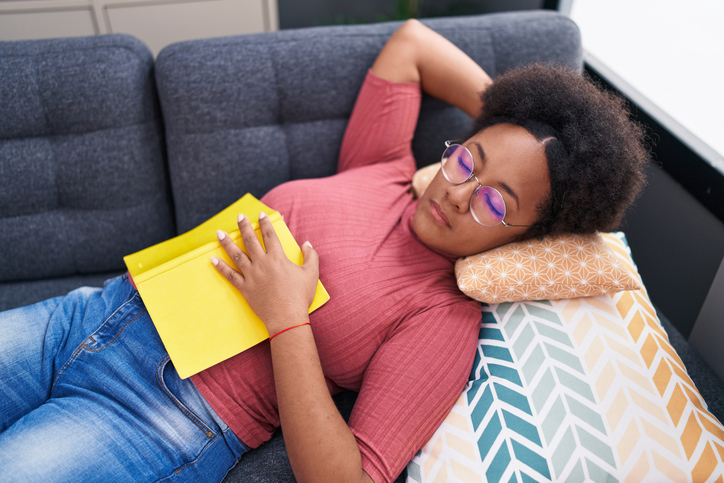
[{"xmin": 0, "ymin": 275, "xmax": 247, "ymax": 483}]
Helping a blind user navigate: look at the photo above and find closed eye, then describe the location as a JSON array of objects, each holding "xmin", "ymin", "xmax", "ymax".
[
  {"xmin": 484, "ymin": 191, "xmax": 504, "ymax": 218},
  {"xmin": 457, "ymin": 155, "xmax": 472, "ymax": 177}
]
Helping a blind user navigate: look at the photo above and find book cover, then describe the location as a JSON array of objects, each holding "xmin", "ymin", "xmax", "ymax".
[{"xmin": 124, "ymin": 193, "xmax": 330, "ymax": 379}]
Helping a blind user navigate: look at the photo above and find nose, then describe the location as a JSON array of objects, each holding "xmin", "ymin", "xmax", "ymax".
[{"xmin": 446, "ymin": 179, "xmax": 477, "ymax": 214}]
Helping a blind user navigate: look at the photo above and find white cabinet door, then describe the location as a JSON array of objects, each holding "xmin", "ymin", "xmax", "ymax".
[
  {"xmin": 0, "ymin": 1, "xmax": 97, "ymax": 40},
  {"xmin": 106, "ymin": 0, "xmax": 274, "ymax": 56},
  {"xmin": 0, "ymin": 0, "xmax": 278, "ymax": 55}
]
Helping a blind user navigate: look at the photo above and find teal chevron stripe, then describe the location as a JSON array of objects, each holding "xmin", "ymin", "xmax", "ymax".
[
  {"xmin": 485, "ymin": 327, "xmax": 506, "ymax": 341},
  {"xmin": 526, "ymin": 303, "xmax": 561, "ymax": 324},
  {"xmin": 503, "ymin": 305, "xmax": 527, "ymax": 338},
  {"xmin": 552, "ymin": 426, "xmax": 577, "ymax": 477},
  {"xmin": 502, "ymin": 409, "xmax": 542, "ymax": 446},
  {"xmin": 541, "ymin": 395, "xmax": 566, "ymax": 446},
  {"xmin": 489, "ymin": 364, "xmax": 523, "ymax": 386},
  {"xmin": 486, "ymin": 440, "xmax": 512, "ymax": 483},
  {"xmin": 585, "ymin": 457, "xmax": 617, "ymax": 483},
  {"xmin": 565, "ymin": 459, "xmax": 585, "ymax": 483},
  {"xmin": 534, "ymin": 321, "xmax": 573, "ymax": 347},
  {"xmin": 522, "ymin": 345, "xmax": 546, "ymax": 386},
  {"xmin": 477, "ymin": 407, "xmax": 503, "ymax": 457},
  {"xmin": 554, "ymin": 367, "xmax": 596, "ymax": 402},
  {"xmin": 531, "ymin": 367, "xmax": 556, "ymax": 415},
  {"xmin": 566, "ymin": 396, "xmax": 606, "ymax": 434},
  {"xmin": 494, "ymin": 302, "xmax": 516, "ymax": 320},
  {"xmin": 512, "ymin": 323, "xmax": 536, "ymax": 359},
  {"xmin": 545, "ymin": 343, "xmax": 585, "ymax": 374},
  {"xmin": 482, "ymin": 344, "xmax": 515, "ymax": 362},
  {"xmin": 470, "ymin": 347, "xmax": 483, "ymax": 380},
  {"xmin": 406, "ymin": 461, "xmax": 421, "ymax": 482},
  {"xmin": 483, "ymin": 310, "xmax": 498, "ymax": 326},
  {"xmin": 576, "ymin": 426, "xmax": 616, "ymax": 467},
  {"xmin": 495, "ymin": 383, "xmax": 532, "ymax": 415},
  {"xmin": 471, "ymin": 383, "xmax": 495, "ymax": 430},
  {"xmin": 512, "ymin": 440, "xmax": 551, "ymax": 479},
  {"xmin": 521, "ymin": 471, "xmax": 540, "ymax": 483}
]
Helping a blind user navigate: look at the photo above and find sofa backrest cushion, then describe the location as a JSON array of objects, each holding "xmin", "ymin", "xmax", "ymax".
[
  {"xmin": 155, "ymin": 11, "xmax": 582, "ymax": 233},
  {"xmin": 0, "ymin": 34, "xmax": 175, "ymax": 282}
]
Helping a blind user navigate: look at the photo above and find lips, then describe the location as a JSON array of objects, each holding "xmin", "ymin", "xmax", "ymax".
[{"xmin": 430, "ymin": 200, "xmax": 451, "ymax": 228}]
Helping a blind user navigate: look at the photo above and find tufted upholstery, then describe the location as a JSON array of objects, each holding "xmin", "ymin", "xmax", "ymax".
[
  {"xmin": 0, "ymin": 35, "xmax": 175, "ymax": 306},
  {"xmin": 154, "ymin": 11, "xmax": 582, "ymax": 233}
]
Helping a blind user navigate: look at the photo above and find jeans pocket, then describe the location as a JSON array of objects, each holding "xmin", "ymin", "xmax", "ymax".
[{"xmin": 157, "ymin": 356, "xmax": 217, "ymax": 439}]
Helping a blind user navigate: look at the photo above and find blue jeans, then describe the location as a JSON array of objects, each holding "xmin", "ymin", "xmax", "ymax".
[{"xmin": 0, "ymin": 275, "xmax": 247, "ymax": 483}]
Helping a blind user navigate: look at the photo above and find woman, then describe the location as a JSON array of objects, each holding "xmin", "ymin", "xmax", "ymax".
[{"xmin": 0, "ymin": 19, "xmax": 647, "ymax": 483}]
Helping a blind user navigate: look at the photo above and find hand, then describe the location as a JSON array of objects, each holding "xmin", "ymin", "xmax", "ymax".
[{"xmin": 211, "ymin": 212, "xmax": 319, "ymax": 335}]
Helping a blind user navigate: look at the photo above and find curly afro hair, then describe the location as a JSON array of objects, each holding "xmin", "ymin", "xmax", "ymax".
[{"xmin": 466, "ymin": 63, "xmax": 649, "ymax": 239}]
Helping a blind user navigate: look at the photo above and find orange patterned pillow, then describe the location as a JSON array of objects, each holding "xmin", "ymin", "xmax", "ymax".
[
  {"xmin": 412, "ymin": 163, "xmax": 641, "ymax": 303},
  {"xmin": 455, "ymin": 232, "xmax": 641, "ymax": 303}
]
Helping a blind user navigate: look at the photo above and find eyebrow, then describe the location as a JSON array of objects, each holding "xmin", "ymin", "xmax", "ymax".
[{"xmin": 473, "ymin": 142, "xmax": 521, "ymax": 212}]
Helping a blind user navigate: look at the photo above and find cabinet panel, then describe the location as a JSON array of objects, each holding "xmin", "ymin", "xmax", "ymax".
[
  {"xmin": 0, "ymin": 8, "xmax": 96, "ymax": 40},
  {"xmin": 106, "ymin": 0, "xmax": 266, "ymax": 56}
]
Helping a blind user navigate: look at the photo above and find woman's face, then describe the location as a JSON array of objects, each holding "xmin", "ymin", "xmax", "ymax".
[{"xmin": 412, "ymin": 123, "xmax": 551, "ymax": 257}]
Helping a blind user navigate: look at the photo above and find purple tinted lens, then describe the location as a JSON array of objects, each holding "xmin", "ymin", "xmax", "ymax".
[
  {"xmin": 441, "ymin": 144, "xmax": 473, "ymax": 184},
  {"xmin": 471, "ymin": 186, "xmax": 506, "ymax": 226}
]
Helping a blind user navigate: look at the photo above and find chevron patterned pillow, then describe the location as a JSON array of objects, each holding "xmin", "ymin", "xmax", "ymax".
[{"xmin": 407, "ymin": 233, "xmax": 724, "ymax": 482}]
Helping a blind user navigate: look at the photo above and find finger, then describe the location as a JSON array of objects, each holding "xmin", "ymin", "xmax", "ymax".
[
  {"xmin": 217, "ymin": 229, "xmax": 250, "ymax": 271},
  {"xmin": 301, "ymin": 241, "xmax": 320, "ymax": 278},
  {"xmin": 257, "ymin": 211, "xmax": 284, "ymax": 255},
  {"xmin": 210, "ymin": 256, "xmax": 245, "ymax": 291},
  {"xmin": 237, "ymin": 214, "xmax": 265, "ymax": 260}
]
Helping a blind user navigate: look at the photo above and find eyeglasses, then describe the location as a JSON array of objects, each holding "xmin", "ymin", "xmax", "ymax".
[{"xmin": 441, "ymin": 141, "xmax": 532, "ymax": 228}]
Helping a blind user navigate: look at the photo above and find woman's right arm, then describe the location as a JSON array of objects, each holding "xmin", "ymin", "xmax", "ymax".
[{"xmin": 371, "ymin": 19, "xmax": 492, "ymax": 119}]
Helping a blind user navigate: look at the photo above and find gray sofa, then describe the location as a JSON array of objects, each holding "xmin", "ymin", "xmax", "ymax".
[{"xmin": 1, "ymin": 10, "xmax": 721, "ymax": 482}]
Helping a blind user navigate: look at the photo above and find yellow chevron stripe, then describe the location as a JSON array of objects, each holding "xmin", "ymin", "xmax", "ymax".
[
  {"xmin": 624, "ymin": 451, "xmax": 649, "ymax": 483},
  {"xmin": 642, "ymin": 418, "xmax": 681, "ymax": 457},
  {"xmin": 627, "ymin": 310, "xmax": 646, "ymax": 343},
  {"xmin": 450, "ymin": 459, "xmax": 484, "ymax": 482},
  {"xmin": 595, "ymin": 360, "xmax": 617, "ymax": 402},
  {"xmin": 692, "ymin": 441, "xmax": 718, "ymax": 482},
  {"xmin": 667, "ymin": 383, "xmax": 688, "ymax": 426},
  {"xmin": 652, "ymin": 450, "xmax": 689, "ymax": 481},
  {"xmin": 617, "ymin": 419, "xmax": 640, "ymax": 464}
]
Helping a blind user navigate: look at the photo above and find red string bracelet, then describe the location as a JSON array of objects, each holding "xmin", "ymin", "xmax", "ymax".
[{"xmin": 269, "ymin": 322, "xmax": 311, "ymax": 341}]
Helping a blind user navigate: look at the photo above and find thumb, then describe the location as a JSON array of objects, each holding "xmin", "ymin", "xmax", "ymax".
[{"xmin": 301, "ymin": 241, "xmax": 319, "ymax": 276}]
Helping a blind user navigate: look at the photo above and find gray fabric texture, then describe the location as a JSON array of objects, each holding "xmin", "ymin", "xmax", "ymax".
[
  {"xmin": 0, "ymin": 34, "xmax": 175, "ymax": 285},
  {"xmin": 155, "ymin": 11, "xmax": 583, "ymax": 233}
]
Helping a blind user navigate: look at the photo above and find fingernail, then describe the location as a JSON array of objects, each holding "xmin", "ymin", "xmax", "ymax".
[
  {"xmin": 238, "ymin": 214, "xmax": 245, "ymax": 223},
  {"xmin": 217, "ymin": 230, "xmax": 225, "ymax": 240},
  {"xmin": 259, "ymin": 211, "xmax": 267, "ymax": 220},
  {"xmin": 304, "ymin": 241, "xmax": 313, "ymax": 249},
  {"xmin": 210, "ymin": 257, "xmax": 219, "ymax": 266}
]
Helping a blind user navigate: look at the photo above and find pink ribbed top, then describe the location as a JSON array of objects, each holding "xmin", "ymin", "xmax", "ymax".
[{"xmin": 191, "ymin": 70, "xmax": 481, "ymax": 483}]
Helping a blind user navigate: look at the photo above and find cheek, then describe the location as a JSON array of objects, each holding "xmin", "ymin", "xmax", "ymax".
[{"xmin": 452, "ymin": 221, "xmax": 520, "ymax": 256}]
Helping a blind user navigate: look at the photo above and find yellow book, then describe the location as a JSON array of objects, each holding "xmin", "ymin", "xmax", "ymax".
[{"xmin": 124, "ymin": 193, "xmax": 330, "ymax": 379}]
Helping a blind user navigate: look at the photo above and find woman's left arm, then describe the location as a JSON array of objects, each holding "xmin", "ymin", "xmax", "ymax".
[{"xmin": 212, "ymin": 213, "xmax": 373, "ymax": 483}]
